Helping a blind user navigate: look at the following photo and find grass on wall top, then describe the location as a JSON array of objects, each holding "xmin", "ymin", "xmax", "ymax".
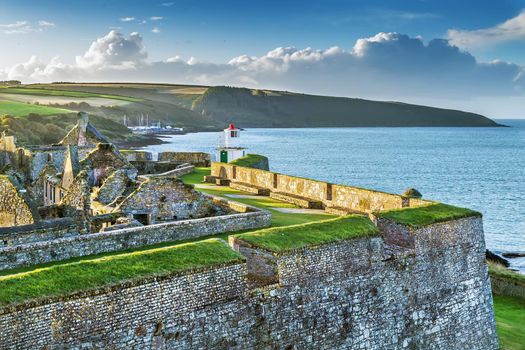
[
  {"xmin": 233, "ymin": 215, "xmax": 379, "ymax": 253},
  {"xmin": 489, "ymin": 261, "xmax": 525, "ymax": 287},
  {"xmin": 229, "ymin": 154, "xmax": 268, "ymax": 168},
  {"xmin": 0, "ymin": 238, "xmax": 243, "ymax": 308},
  {"xmin": 375, "ymin": 203, "xmax": 481, "ymax": 228}
]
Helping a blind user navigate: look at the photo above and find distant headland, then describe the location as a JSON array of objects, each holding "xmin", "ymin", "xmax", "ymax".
[{"xmin": 0, "ymin": 82, "xmax": 501, "ymax": 147}]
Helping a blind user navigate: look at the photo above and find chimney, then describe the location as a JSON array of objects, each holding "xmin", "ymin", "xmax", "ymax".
[{"xmin": 78, "ymin": 112, "xmax": 89, "ymax": 133}]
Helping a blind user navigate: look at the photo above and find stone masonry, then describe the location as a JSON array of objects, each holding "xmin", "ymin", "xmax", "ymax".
[{"xmin": 0, "ymin": 216, "xmax": 498, "ymax": 349}]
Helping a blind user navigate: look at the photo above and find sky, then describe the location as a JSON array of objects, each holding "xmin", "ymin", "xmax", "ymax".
[{"xmin": 0, "ymin": 0, "xmax": 524, "ymax": 118}]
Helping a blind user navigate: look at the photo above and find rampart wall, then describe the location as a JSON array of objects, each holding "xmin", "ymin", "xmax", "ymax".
[
  {"xmin": 0, "ymin": 218, "xmax": 79, "ymax": 247},
  {"xmin": 0, "ymin": 201, "xmax": 271, "ymax": 271},
  {"xmin": 212, "ymin": 162, "xmax": 432, "ymax": 212},
  {"xmin": 0, "ymin": 216, "xmax": 498, "ymax": 349}
]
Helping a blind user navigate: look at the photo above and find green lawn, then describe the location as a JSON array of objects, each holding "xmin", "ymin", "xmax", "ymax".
[
  {"xmin": 493, "ymin": 294, "xmax": 525, "ymax": 350},
  {"xmin": 181, "ymin": 167, "xmax": 336, "ymax": 227},
  {"xmin": 0, "ymin": 87, "xmax": 142, "ymax": 102},
  {"xmin": 0, "ymin": 100, "xmax": 72, "ymax": 117},
  {"xmin": 0, "ymin": 238, "xmax": 243, "ymax": 307},
  {"xmin": 375, "ymin": 203, "xmax": 481, "ymax": 228},
  {"xmin": 234, "ymin": 215, "xmax": 378, "ymax": 253}
]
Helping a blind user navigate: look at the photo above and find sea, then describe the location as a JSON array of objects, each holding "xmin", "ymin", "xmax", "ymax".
[{"xmin": 142, "ymin": 119, "xmax": 525, "ymax": 273}]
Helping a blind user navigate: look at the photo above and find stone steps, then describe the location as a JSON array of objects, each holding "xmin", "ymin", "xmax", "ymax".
[
  {"xmin": 203, "ymin": 175, "xmax": 217, "ymax": 183},
  {"xmin": 230, "ymin": 182, "xmax": 270, "ymax": 196},
  {"xmin": 215, "ymin": 178, "xmax": 231, "ymax": 186},
  {"xmin": 269, "ymin": 192, "xmax": 324, "ymax": 209}
]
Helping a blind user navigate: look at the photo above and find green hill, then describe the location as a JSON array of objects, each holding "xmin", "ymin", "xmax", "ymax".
[
  {"xmin": 0, "ymin": 83, "xmax": 501, "ymax": 146},
  {"xmin": 192, "ymin": 86, "xmax": 500, "ymax": 127}
]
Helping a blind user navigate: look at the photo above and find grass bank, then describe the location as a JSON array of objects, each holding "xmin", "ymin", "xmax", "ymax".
[
  {"xmin": 0, "ymin": 238, "xmax": 242, "ymax": 307},
  {"xmin": 229, "ymin": 153, "xmax": 268, "ymax": 168},
  {"xmin": 375, "ymin": 203, "xmax": 481, "ymax": 228},
  {"xmin": 234, "ymin": 215, "xmax": 378, "ymax": 253}
]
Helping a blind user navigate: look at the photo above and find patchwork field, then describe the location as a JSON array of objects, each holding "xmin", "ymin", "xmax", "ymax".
[
  {"xmin": 0, "ymin": 93, "xmax": 131, "ymax": 107},
  {"xmin": 0, "ymin": 100, "xmax": 71, "ymax": 117},
  {"xmin": 0, "ymin": 87, "xmax": 141, "ymax": 102}
]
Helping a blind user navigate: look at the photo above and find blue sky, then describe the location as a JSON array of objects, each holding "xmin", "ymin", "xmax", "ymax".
[{"xmin": 0, "ymin": 0, "xmax": 524, "ymax": 117}]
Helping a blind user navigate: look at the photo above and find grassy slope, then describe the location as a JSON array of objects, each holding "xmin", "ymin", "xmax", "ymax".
[
  {"xmin": 0, "ymin": 100, "xmax": 71, "ymax": 116},
  {"xmin": 234, "ymin": 215, "xmax": 378, "ymax": 253},
  {"xmin": 0, "ymin": 238, "xmax": 243, "ymax": 307},
  {"xmin": 493, "ymin": 295, "xmax": 525, "ymax": 350},
  {"xmin": 0, "ymin": 113, "xmax": 136, "ymax": 145},
  {"xmin": 0, "ymin": 87, "xmax": 142, "ymax": 102},
  {"xmin": 375, "ymin": 203, "xmax": 481, "ymax": 228},
  {"xmin": 192, "ymin": 86, "xmax": 500, "ymax": 127},
  {"xmin": 489, "ymin": 261, "xmax": 525, "ymax": 287}
]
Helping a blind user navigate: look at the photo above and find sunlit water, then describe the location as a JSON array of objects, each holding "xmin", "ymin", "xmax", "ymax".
[{"xmin": 142, "ymin": 120, "xmax": 525, "ymax": 272}]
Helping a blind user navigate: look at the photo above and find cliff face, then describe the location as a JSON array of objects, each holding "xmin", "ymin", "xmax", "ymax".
[{"xmin": 192, "ymin": 86, "xmax": 501, "ymax": 127}]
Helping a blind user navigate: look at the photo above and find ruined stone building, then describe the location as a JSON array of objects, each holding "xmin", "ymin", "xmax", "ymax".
[{"xmin": 0, "ymin": 112, "xmax": 221, "ymax": 233}]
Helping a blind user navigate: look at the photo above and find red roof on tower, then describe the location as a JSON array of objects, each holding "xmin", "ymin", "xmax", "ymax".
[{"xmin": 228, "ymin": 123, "xmax": 236, "ymax": 130}]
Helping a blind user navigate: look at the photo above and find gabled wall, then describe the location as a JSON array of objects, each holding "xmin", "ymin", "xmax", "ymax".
[{"xmin": 0, "ymin": 175, "xmax": 37, "ymax": 227}]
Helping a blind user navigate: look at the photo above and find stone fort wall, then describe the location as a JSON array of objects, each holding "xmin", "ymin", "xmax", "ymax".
[
  {"xmin": 212, "ymin": 162, "xmax": 431, "ymax": 212},
  {"xmin": 0, "ymin": 201, "xmax": 271, "ymax": 271},
  {"xmin": 0, "ymin": 216, "xmax": 498, "ymax": 349}
]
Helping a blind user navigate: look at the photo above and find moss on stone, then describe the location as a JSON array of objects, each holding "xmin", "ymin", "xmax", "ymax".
[
  {"xmin": 0, "ymin": 238, "xmax": 243, "ymax": 307},
  {"xmin": 229, "ymin": 154, "xmax": 268, "ymax": 169},
  {"xmin": 233, "ymin": 215, "xmax": 379, "ymax": 253},
  {"xmin": 375, "ymin": 203, "xmax": 481, "ymax": 228},
  {"xmin": 402, "ymin": 188, "xmax": 422, "ymax": 198}
]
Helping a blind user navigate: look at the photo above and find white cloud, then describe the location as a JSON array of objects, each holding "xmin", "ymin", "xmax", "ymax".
[
  {"xmin": 1, "ymin": 30, "xmax": 523, "ymax": 116},
  {"xmin": 38, "ymin": 20, "xmax": 55, "ymax": 29},
  {"xmin": 448, "ymin": 10, "xmax": 525, "ymax": 49},
  {"xmin": 75, "ymin": 31, "xmax": 147, "ymax": 69},
  {"xmin": 161, "ymin": 2, "xmax": 174, "ymax": 7},
  {"xmin": 0, "ymin": 20, "xmax": 55, "ymax": 34},
  {"xmin": 120, "ymin": 17, "xmax": 135, "ymax": 22},
  {"xmin": 152, "ymin": 27, "xmax": 161, "ymax": 34},
  {"xmin": 0, "ymin": 21, "xmax": 31, "ymax": 34},
  {"xmin": 150, "ymin": 16, "xmax": 164, "ymax": 21}
]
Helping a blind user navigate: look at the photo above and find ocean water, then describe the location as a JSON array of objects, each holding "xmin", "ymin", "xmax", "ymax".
[{"xmin": 142, "ymin": 119, "xmax": 525, "ymax": 272}]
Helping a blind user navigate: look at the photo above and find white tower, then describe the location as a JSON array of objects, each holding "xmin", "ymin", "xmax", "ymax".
[{"xmin": 216, "ymin": 123, "xmax": 246, "ymax": 163}]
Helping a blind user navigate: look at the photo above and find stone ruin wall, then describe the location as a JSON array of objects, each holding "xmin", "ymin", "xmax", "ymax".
[
  {"xmin": 118, "ymin": 178, "xmax": 218, "ymax": 223},
  {"xmin": 158, "ymin": 151, "xmax": 211, "ymax": 167},
  {"xmin": 0, "ymin": 206, "xmax": 271, "ymax": 271},
  {"xmin": 0, "ymin": 176, "xmax": 36, "ymax": 227},
  {"xmin": 0, "ymin": 218, "xmax": 80, "ymax": 247},
  {"xmin": 0, "ymin": 216, "xmax": 498, "ymax": 349},
  {"xmin": 212, "ymin": 162, "xmax": 432, "ymax": 212}
]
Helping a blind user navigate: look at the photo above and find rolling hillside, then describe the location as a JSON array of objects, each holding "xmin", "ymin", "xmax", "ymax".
[
  {"xmin": 0, "ymin": 82, "xmax": 501, "ymax": 145},
  {"xmin": 192, "ymin": 86, "xmax": 500, "ymax": 127}
]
